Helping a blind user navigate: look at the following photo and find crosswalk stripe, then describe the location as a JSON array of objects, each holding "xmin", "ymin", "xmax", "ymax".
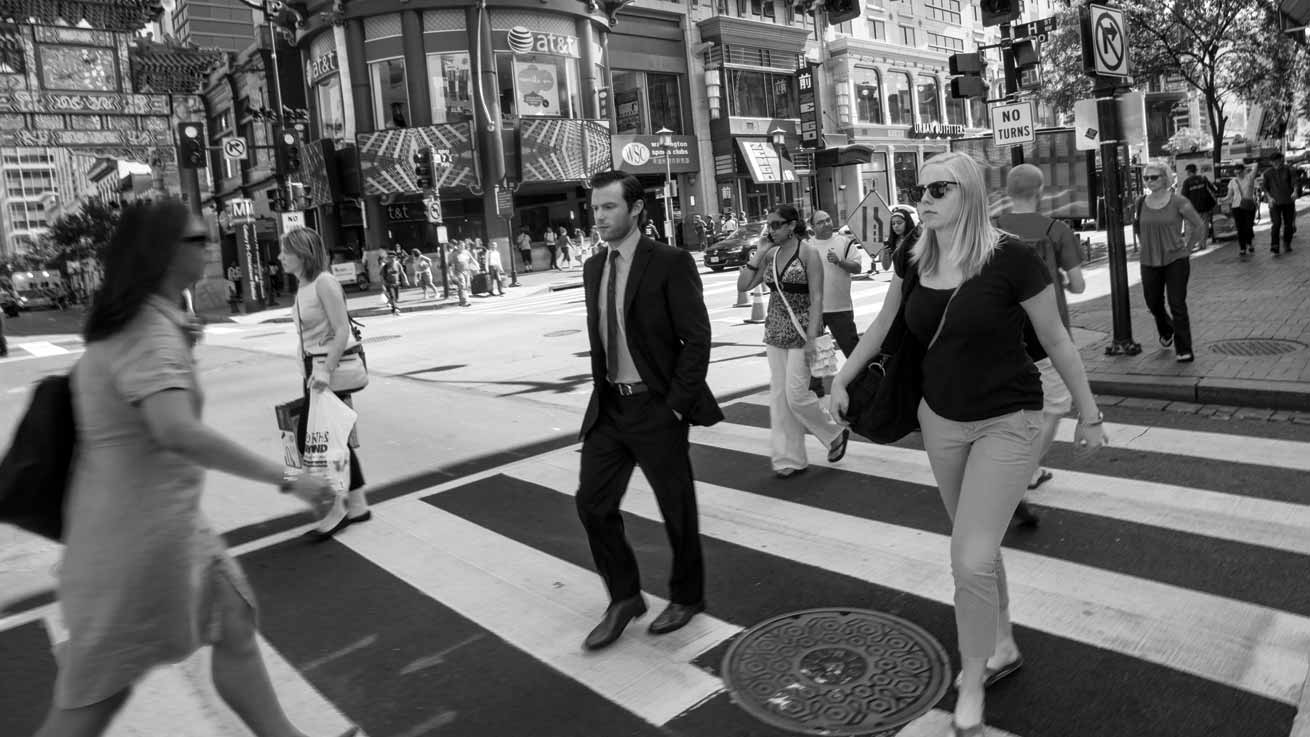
[
  {"xmin": 510, "ymin": 449, "xmax": 1310, "ymax": 705},
  {"xmin": 336, "ymin": 498, "xmax": 734, "ymax": 726},
  {"xmin": 693, "ymin": 421, "xmax": 1310, "ymax": 556},
  {"xmin": 730, "ymin": 394, "xmax": 1310, "ymax": 472},
  {"xmin": 14, "ymin": 341, "xmax": 70, "ymax": 357}
]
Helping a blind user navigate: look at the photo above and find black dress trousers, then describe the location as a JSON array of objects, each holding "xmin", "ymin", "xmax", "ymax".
[{"xmin": 576, "ymin": 387, "xmax": 704, "ymax": 607}]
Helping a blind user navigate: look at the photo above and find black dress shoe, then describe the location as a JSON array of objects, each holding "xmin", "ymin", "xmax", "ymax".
[
  {"xmin": 584, "ymin": 596, "xmax": 647, "ymax": 650},
  {"xmin": 648, "ymin": 601, "xmax": 706, "ymax": 635}
]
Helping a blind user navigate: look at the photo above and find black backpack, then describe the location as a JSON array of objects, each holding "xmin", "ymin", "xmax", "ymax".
[{"xmin": 0, "ymin": 375, "xmax": 75, "ymax": 541}]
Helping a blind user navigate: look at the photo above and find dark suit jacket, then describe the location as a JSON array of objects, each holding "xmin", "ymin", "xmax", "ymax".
[{"xmin": 581, "ymin": 236, "xmax": 724, "ymax": 438}]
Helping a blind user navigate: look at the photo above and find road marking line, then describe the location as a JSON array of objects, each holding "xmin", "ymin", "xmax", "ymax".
[
  {"xmin": 15, "ymin": 341, "xmax": 68, "ymax": 357},
  {"xmin": 338, "ymin": 500, "xmax": 736, "ymax": 726},
  {"xmin": 514, "ymin": 456, "xmax": 1310, "ymax": 705}
]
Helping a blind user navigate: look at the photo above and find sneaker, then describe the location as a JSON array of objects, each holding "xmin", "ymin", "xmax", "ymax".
[
  {"xmin": 1176, "ymin": 353, "xmax": 1194, "ymax": 363},
  {"xmin": 1161, "ymin": 333, "xmax": 1174, "ymax": 348}
]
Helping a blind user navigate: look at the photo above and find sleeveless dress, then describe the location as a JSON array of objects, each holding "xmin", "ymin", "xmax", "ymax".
[
  {"xmin": 763, "ymin": 246, "xmax": 811, "ymax": 349},
  {"xmin": 57, "ymin": 297, "xmax": 254, "ymax": 708}
]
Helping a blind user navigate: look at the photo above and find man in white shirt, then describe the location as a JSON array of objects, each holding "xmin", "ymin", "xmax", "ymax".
[{"xmin": 810, "ymin": 210, "xmax": 863, "ymax": 357}]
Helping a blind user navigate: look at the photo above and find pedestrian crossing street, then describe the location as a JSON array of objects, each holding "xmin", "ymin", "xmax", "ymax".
[
  {"xmin": 465, "ymin": 268, "xmax": 897, "ymax": 325},
  {"xmin": 2, "ymin": 396, "xmax": 1307, "ymax": 737}
]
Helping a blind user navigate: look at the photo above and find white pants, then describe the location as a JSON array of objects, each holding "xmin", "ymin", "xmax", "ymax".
[{"xmin": 766, "ymin": 345, "xmax": 844, "ymax": 472}]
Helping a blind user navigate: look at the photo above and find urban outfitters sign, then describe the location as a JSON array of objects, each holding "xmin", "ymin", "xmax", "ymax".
[{"xmin": 909, "ymin": 122, "xmax": 965, "ymax": 139}]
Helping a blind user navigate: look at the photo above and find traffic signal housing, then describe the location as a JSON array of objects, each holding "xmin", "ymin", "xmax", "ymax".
[
  {"xmin": 826, "ymin": 0, "xmax": 860, "ymax": 25},
  {"xmin": 177, "ymin": 122, "xmax": 207, "ymax": 169},
  {"xmin": 267, "ymin": 186, "xmax": 286, "ymax": 212},
  {"xmin": 948, "ymin": 53, "xmax": 988, "ymax": 99},
  {"xmin": 413, "ymin": 147, "xmax": 434, "ymax": 190},
  {"xmin": 276, "ymin": 128, "xmax": 302, "ymax": 174},
  {"xmin": 980, "ymin": 0, "xmax": 1020, "ymax": 27}
]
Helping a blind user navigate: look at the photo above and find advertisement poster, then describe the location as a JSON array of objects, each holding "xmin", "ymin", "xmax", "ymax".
[{"xmin": 514, "ymin": 60, "xmax": 559, "ymax": 117}]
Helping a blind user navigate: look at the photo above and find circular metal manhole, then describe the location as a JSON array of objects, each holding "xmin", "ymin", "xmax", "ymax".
[
  {"xmin": 722, "ymin": 608, "xmax": 950, "ymax": 736},
  {"xmin": 544, "ymin": 329, "xmax": 581, "ymax": 337},
  {"xmin": 1208, "ymin": 338, "xmax": 1306, "ymax": 357},
  {"xmin": 365, "ymin": 334, "xmax": 402, "ymax": 343}
]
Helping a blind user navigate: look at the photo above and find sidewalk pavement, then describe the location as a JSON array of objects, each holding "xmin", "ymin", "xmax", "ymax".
[{"xmin": 1070, "ymin": 200, "xmax": 1310, "ymax": 413}]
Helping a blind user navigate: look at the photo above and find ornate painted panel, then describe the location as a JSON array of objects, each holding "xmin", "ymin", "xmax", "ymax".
[{"xmin": 356, "ymin": 124, "xmax": 479, "ymax": 195}]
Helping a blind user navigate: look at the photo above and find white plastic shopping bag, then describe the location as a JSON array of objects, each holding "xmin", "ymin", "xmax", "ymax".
[{"xmin": 302, "ymin": 391, "xmax": 357, "ymax": 529}]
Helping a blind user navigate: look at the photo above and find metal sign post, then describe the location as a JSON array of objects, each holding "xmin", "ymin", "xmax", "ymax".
[{"xmin": 1082, "ymin": 2, "xmax": 1140, "ymax": 356}]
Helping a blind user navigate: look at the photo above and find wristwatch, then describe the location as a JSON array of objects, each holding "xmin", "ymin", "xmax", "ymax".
[{"xmin": 1079, "ymin": 410, "xmax": 1104, "ymax": 427}]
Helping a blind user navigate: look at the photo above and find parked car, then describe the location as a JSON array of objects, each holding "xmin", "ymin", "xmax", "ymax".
[
  {"xmin": 8, "ymin": 271, "xmax": 64, "ymax": 309},
  {"xmin": 703, "ymin": 221, "xmax": 767, "ymax": 271},
  {"xmin": 329, "ymin": 250, "xmax": 371, "ymax": 291}
]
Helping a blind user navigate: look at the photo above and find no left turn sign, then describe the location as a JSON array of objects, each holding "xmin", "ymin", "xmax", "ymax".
[
  {"xmin": 222, "ymin": 137, "xmax": 248, "ymax": 161},
  {"xmin": 1088, "ymin": 3, "xmax": 1129, "ymax": 78}
]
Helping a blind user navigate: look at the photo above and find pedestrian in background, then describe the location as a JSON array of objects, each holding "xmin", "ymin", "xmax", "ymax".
[
  {"xmin": 485, "ymin": 242, "xmax": 506, "ymax": 296},
  {"xmin": 544, "ymin": 226, "xmax": 559, "ymax": 270},
  {"xmin": 41, "ymin": 202, "xmax": 345, "ymax": 737},
  {"xmin": 412, "ymin": 248, "xmax": 437, "ymax": 300},
  {"xmin": 516, "ymin": 227, "xmax": 534, "ymax": 272},
  {"xmin": 812, "ymin": 212, "xmax": 863, "ymax": 357},
  {"xmin": 558, "ymin": 226, "xmax": 575, "ymax": 269},
  {"xmin": 1134, "ymin": 161, "xmax": 1205, "ymax": 363},
  {"xmin": 281, "ymin": 227, "xmax": 373, "ymax": 538},
  {"xmin": 883, "ymin": 206, "xmax": 921, "ymax": 273},
  {"xmin": 575, "ymin": 170, "xmax": 723, "ymax": 651},
  {"xmin": 737, "ymin": 203, "xmax": 849, "ymax": 478},
  {"xmin": 574, "ymin": 228, "xmax": 590, "ymax": 261},
  {"xmin": 995, "ymin": 164, "xmax": 1086, "ymax": 521},
  {"xmin": 1261, "ymin": 151, "xmax": 1298, "ymax": 255},
  {"xmin": 1180, "ymin": 163, "xmax": 1218, "ymax": 249},
  {"xmin": 451, "ymin": 241, "xmax": 473, "ymax": 307},
  {"xmin": 380, "ymin": 253, "xmax": 403, "ymax": 316},
  {"xmin": 226, "ymin": 261, "xmax": 242, "ymax": 301},
  {"xmin": 830, "ymin": 152, "xmax": 1106, "ymax": 737},
  {"xmin": 1226, "ymin": 162, "xmax": 1258, "ymax": 256}
]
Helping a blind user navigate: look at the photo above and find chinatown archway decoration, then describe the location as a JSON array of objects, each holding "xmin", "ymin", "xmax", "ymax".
[{"xmin": 0, "ymin": 0, "xmax": 165, "ymax": 32}]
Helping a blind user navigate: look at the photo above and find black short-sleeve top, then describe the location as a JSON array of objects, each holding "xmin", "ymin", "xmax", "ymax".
[{"xmin": 897, "ymin": 237, "xmax": 1052, "ymax": 422}]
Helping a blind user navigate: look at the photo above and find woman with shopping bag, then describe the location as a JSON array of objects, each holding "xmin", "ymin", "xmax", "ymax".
[
  {"xmin": 35, "ymin": 201, "xmax": 354, "ymax": 737},
  {"xmin": 279, "ymin": 227, "xmax": 373, "ymax": 541}
]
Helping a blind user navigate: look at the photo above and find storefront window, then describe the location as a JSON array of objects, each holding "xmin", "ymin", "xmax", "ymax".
[
  {"xmin": 854, "ymin": 68, "xmax": 882, "ymax": 124},
  {"xmin": 614, "ymin": 70, "xmax": 643, "ymax": 133},
  {"xmin": 612, "ymin": 70, "xmax": 685, "ymax": 133},
  {"xmin": 315, "ymin": 76, "xmax": 345, "ymax": 139},
  {"xmin": 886, "ymin": 72, "xmax": 912, "ymax": 126},
  {"xmin": 894, "ymin": 151, "xmax": 918, "ymax": 204},
  {"xmin": 370, "ymin": 58, "xmax": 409, "ymax": 129},
  {"xmin": 427, "ymin": 52, "xmax": 472, "ymax": 124},
  {"xmin": 498, "ymin": 53, "xmax": 581, "ymax": 119},
  {"xmin": 917, "ymin": 75, "xmax": 941, "ymax": 125},
  {"xmin": 727, "ymin": 69, "xmax": 796, "ymax": 118},
  {"xmin": 946, "ymin": 96, "xmax": 967, "ymax": 126}
]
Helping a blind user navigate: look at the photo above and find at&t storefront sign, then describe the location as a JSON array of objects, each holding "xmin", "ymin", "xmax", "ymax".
[{"xmin": 506, "ymin": 26, "xmax": 579, "ymax": 58}]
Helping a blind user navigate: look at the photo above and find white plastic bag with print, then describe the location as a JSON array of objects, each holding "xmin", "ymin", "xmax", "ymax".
[{"xmin": 302, "ymin": 390, "xmax": 357, "ymax": 528}]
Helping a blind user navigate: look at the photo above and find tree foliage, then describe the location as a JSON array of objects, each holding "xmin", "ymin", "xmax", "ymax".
[
  {"xmin": 41, "ymin": 198, "xmax": 120, "ymax": 266},
  {"xmin": 1035, "ymin": 0, "xmax": 1308, "ymax": 164}
]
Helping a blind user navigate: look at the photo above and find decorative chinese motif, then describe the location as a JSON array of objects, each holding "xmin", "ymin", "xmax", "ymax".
[
  {"xmin": 0, "ymin": 128, "xmax": 169, "ymax": 147},
  {"xmin": 0, "ymin": 90, "xmax": 171, "ymax": 114}
]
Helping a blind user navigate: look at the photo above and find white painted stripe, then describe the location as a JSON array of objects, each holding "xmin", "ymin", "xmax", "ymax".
[
  {"xmin": 339, "ymin": 499, "xmax": 736, "ymax": 726},
  {"xmin": 513, "ymin": 454, "xmax": 1310, "ymax": 705},
  {"xmin": 202, "ymin": 325, "xmax": 243, "ymax": 335},
  {"xmin": 0, "ymin": 346, "xmax": 85, "ymax": 363},
  {"xmin": 897, "ymin": 709, "xmax": 1021, "ymax": 737},
  {"xmin": 1293, "ymin": 652, "xmax": 1310, "ymax": 737},
  {"xmin": 731, "ymin": 393, "xmax": 1310, "ymax": 472},
  {"xmin": 18, "ymin": 340, "xmax": 69, "ymax": 357},
  {"xmin": 695, "ymin": 421, "xmax": 1310, "ymax": 556}
]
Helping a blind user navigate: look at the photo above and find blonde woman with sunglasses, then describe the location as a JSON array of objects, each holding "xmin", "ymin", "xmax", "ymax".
[{"xmin": 830, "ymin": 152, "xmax": 1107, "ymax": 736}]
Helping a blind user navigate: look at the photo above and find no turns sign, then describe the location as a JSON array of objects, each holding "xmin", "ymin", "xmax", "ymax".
[{"xmin": 990, "ymin": 101, "xmax": 1036, "ymax": 148}]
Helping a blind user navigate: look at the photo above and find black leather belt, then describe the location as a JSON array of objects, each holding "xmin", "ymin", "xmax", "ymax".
[{"xmin": 607, "ymin": 380, "xmax": 648, "ymax": 396}]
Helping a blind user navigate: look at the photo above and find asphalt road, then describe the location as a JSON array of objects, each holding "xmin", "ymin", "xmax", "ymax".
[{"xmin": 1, "ymin": 268, "xmax": 1308, "ymax": 737}]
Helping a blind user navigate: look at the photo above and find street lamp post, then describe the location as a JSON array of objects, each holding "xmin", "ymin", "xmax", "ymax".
[
  {"xmin": 770, "ymin": 127, "xmax": 787, "ymax": 208},
  {"xmin": 657, "ymin": 127, "xmax": 675, "ymax": 244}
]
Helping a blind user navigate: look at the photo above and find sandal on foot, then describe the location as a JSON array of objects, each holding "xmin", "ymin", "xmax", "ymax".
[
  {"xmin": 954, "ymin": 654, "xmax": 1024, "ymax": 690},
  {"xmin": 1027, "ymin": 469, "xmax": 1053, "ymax": 490},
  {"xmin": 827, "ymin": 428, "xmax": 851, "ymax": 463}
]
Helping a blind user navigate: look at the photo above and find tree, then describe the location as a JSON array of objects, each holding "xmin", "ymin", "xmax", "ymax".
[
  {"xmin": 1035, "ymin": 0, "xmax": 1308, "ymax": 165},
  {"xmin": 42, "ymin": 198, "xmax": 120, "ymax": 266},
  {"xmin": 1163, "ymin": 126, "xmax": 1210, "ymax": 154}
]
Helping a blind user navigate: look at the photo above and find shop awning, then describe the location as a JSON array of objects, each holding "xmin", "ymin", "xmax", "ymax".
[
  {"xmin": 814, "ymin": 144, "xmax": 879, "ymax": 169},
  {"xmin": 737, "ymin": 138, "xmax": 797, "ymax": 184}
]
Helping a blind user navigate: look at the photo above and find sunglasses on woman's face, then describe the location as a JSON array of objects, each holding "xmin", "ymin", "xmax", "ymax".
[
  {"xmin": 909, "ymin": 181, "xmax": 959, "ymax": 202},
  {"xmin": 767, "ymin": 219, "xmax": 793, "ymax": 230}
]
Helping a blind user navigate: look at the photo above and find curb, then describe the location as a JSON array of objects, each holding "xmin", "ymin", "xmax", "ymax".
[{"xmin": 1087, "ymin": 372, "xmax": 1310, "ymax": 412}]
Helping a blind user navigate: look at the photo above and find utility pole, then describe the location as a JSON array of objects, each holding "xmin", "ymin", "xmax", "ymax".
[{"xmin": 1000, "ymin": 22, "xmax": 1024, "ymax": 167}]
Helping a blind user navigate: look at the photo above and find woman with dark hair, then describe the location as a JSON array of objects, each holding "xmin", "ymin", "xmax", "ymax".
[
  {"xmin": 280, "ymin": 227, "xmax": 373, "ymax": 538},
  {"xmin": 736, "ymin": 203, "xmax": 850, "ymax": 477},
  {"xmin": 880, "ymin": 205, "xmax": 920, "ymax": 273},
  {"xmin": 45, "ymin": 201, "xmax": 347, "ymax": 737}
]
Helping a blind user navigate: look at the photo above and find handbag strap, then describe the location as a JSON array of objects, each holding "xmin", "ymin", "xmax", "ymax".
[
  {"xmin": 773, "ymin": 246, "xmax": 809, "ymax": 341},
  {"xmin": 927, "ymin": 286, "xmax": 961, "ymax": 351}
]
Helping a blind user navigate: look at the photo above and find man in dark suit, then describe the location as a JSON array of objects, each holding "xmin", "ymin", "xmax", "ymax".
[{"xmin": 577, "ymin": 170, "xmax": 724, "ymax": 651}]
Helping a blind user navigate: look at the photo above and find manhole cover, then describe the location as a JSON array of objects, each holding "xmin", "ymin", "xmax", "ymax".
[
  {"xmin": 365, "ymin": 335, "xmax": 402, "ymax": 343},
  {"xmin": 722, "ymin": 608, "xmax": 950, "ymax": 736},
  {"xmin": 544, "ymin": 329, "xmax": 581, "ymax": 337},
  {"xmin": 1208, "ymin": 338, "xmax": 1305, "ymax": 357}
]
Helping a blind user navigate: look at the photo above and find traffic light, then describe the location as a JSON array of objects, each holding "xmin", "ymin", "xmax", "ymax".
[
  {"xmin": 413, "ymin": 147, "xmax": 433, "ymax": 190},
  {"xmin": 276, "ymin": 128, "xmax": 302, "ymax": 174},
  {"xmin": 948, "ymin": 53, "xmax": 988, "ymax": 99},
  {"xmin": 1010, "ymin": 39, "xmax": 1039, "ymax": 70},
  {"xmin": 826, "ymin": 0, "xmax": 860, "ymax": 25},
  {"xmin": 176, "ymin": 122, "xmax": 207, "ymax": 169},
  {"xmin": 267, "ymin": 186, "xmax": 286, "ymax": 212},
  {"xmin": 980, "ymin": 0, "xmax": 1020, "ymax": 27}
]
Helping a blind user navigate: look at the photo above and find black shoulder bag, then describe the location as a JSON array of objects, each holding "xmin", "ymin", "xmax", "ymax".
[
  {"xmin": 842, "ymin": 263, "xmax": 958, "ymax": 444},
  {"xmin": 0, "ymin": 374, "xmax": 75, "ymax": 541}
]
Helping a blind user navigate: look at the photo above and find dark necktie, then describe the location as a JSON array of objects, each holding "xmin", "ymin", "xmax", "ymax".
[{"xmin": 606, "ymin": 249, "xmax": 620, "ymax": 378}]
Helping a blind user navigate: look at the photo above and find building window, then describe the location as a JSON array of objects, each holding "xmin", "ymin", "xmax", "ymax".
[
  {"xmin": 924, "ymin": 0, "xmax": 962, "ymax": 24},
  {"xmin": 894, "ymin": 151, "xmax": 918, "ymax": 204},
  {"xmin": 885, "ymin": 71, "xmax": 912, "ymax": 125},
  {"xmin": 369, "ymin": 58, "xmax": 410, "ymax": 129},
  {"xmin": 427, "ymin": 52, "xmax": 473, "ymax": 124},
  {"xmin": 762, "ymin": 0, "xmax": 775, "ymax": 20},
  {"xmin": 946, "ymin": 95, "xmax": 967, "ymax": 126},
  {"xmin": 727, "ymin": 68, "xmax": 797, "ymax": 118},
  {"xmin": 853, "ymin": 68, "xmax": 883, "ymax": 124},
  {"xmin": 926, "ymin": 31, "xmax": 964, "ymax": 54},
  {"xmin": 647, "ymin": 72, "xmax": 684, "ymax": 132},
  {"xmin": 969, "ymin": 96, "xmax": 987, "ymax": 129},
  {"xmin": 917, "ymin": 75, "xmax": 941, "ymax": 125},
  {"xmin": 315, "ymin": 76, "xmax": 346, "ymax": 138},
  {"xmin": 900, "ymin": 26, "xmax": 916, "ymax": 47},
  {"xmin": 868, "ymin": 19, "xmax": 886, "ymax": 40},
  {"xmin": 497, "ymin": 53, "xmax": 582, "ymax": 119}
]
